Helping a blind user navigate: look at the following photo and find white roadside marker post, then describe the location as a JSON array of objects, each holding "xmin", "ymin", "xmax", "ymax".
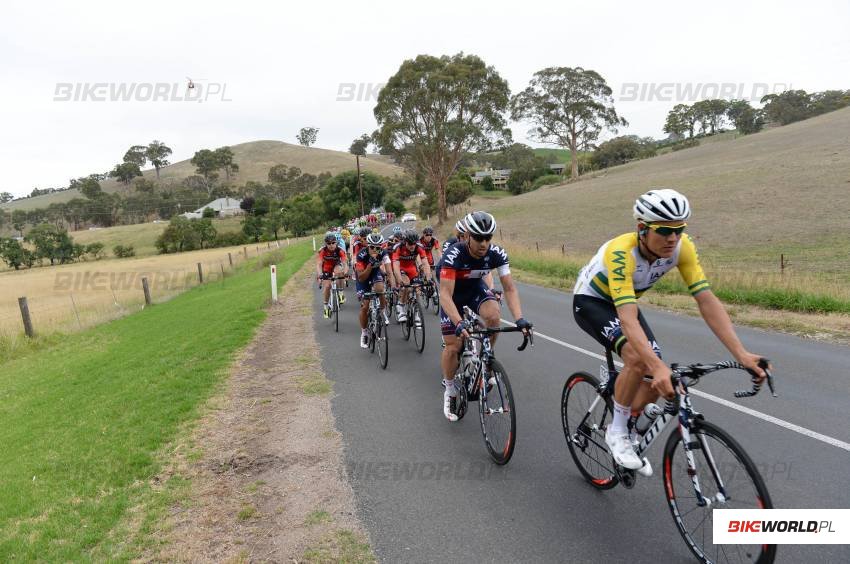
[{"xmin": 270, "ymin": 265, "xmax": 278, "ymax": 303}]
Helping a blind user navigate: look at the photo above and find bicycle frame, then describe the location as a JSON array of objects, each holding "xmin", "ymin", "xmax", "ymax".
[{"xmin": 581, "ymin": 351, "xmax": 775, "ymax": 504}]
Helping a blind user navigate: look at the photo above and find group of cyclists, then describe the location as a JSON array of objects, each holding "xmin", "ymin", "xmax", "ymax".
[{"xmin": 315, "ymin": 188, "xmax": 770, "ymax": 473}]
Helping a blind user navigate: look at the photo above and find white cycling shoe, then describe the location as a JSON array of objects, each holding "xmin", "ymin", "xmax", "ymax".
[
  {"xmin": 396, "ymin": 305, "xmax": 407, "ymax": 323},
  {"xmin": 605, "ymin": 428, "xmax": 643, "ymax": 470},
  {"xmin": 443, "ymin": 383, "xmax": 458, "ymax": 422},
  {"xmin": 359, "ymin": 332, "xmax": 369, "ymax": 349}
]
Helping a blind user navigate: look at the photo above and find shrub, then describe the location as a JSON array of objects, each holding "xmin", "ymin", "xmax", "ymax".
[
  {"xmin": 113, "ymin": 244, "xmax": 136, "ymax": 258},
  {"xmin": 481, "ymin": 176, "xmax": 495, "ymax": 191},
  {"xmin": 530, "ymin": 175, "xmax": 563, "ymax": 191},
  {"xmin": 214, "ymin": 231, "xmax": 248, "ymax": 247},
  {"xmin": 671, "ymin": 138, "xmax": 699, "ymax": 151}
]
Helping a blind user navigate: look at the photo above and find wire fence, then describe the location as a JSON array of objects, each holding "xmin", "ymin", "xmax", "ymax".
[{"xmin": 1, "ymin": 240, "xmax": 291, "ymax": 342}]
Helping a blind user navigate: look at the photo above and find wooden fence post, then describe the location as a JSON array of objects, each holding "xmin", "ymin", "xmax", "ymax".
[
  {"xmin": 142, "ymin": 277, "xmax": 152, "ymax": 306},
  {"xmin": 780, "ymin": 254, "xmax": 785, "ymax": 274},
  {"xmin": 220, "ymin": 263, "xmax": 225, "ymax": 282},
  {"xmin": 535, "ymin": 241, "xmax": 540, "ymax": 253},
  {"xmin": 244, "ymin": 247, "xmax": 248, "ymax": 258},
  {"xmin": 228, "ymin": 252, "xmax": 233, "ymax": 267},
  {"xmin": 197, "ymin": 263, "xmax": 204, "ymax": 283},
  {"xmin": 18, "ymin": 297, "xmax": 35, "ymax": 338}
]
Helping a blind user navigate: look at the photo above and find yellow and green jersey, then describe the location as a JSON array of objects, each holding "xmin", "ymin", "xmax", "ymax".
[{"xmin": 573, "ymin": 232, "xmax": 710, "ymax": 307}]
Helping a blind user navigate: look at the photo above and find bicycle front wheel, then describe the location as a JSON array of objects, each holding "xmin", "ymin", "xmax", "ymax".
[
  {"xmin": 401, "ymin": 305, "xmax": 411, "ymax": 341},
  {"xmin": 368, "ymin": 310, "xmax": 376, "ymax": 353},
  {"xmin": 479, "ymin": 359, "xmax": 516, "ymax": 465},
  {"xmin": 561, "ymin": 372, "xmax": 618, "ymax": 489},
  {"xmin": 333, "ymin": 291, "xmax": 339, "ymax": 333},
  {"xmin": 375, "ymin": 316, "xmax": 388, "ymax": 370},
  {"xmin": 412, "ymin": 302, "xmax": 425, "ymax": 353},
  {"xmin": 663, "ymin": 419, "xmax": 776, "ymax": 564}
]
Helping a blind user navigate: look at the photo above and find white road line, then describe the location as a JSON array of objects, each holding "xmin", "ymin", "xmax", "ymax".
[{"xmin": 501, "ymin": 318, "xmax": 850, "ymax": 453}]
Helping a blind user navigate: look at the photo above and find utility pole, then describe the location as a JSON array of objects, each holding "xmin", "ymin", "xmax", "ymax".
[{"xmin": 356, "ymin": 154, "xmax": 365, "ymax": 217}]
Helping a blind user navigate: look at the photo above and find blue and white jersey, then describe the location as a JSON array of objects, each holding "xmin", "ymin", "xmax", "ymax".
[{"xmin": 436, "ymin": 241, "xmax": 510, "ymax": 290}]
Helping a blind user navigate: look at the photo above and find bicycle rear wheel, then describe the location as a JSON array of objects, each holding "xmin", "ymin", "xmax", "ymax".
[
  {"xmin": 663, "ymin": 419, "xmax": 776, "ymax": 564},
  {"xmin": 479, "ymin": 359, "xmax": 516, "ymax": 465},
  {"xmin": 431, "ymin": 288, "xmax": 440, "ymax": 315},
  {"xmin": 412, "ymin": 302, "xmax": 425, "ymax": 353},
  {"xmin": 561, "ymin": 372, "xmax": 618, "ymax": 489},
  {"xmin": 375, "ymin": 316, "xmax": 388, "ymax": 370}
]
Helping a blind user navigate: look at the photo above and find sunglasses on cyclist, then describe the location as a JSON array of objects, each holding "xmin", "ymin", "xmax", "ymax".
[
  {"xmin": 470, "ymin": 234, "xmax": 492, "ymax": 243},
  {"xmin": 368, "ymin": 245, "xmax": 382, "ymax": 251},
  {"xmin": 645, "ymin": 223, "xmax": 687, "ymax": 237},
  {"xmin": 326, "ymin": 240, "xmax": 337, "ymax": 245}
]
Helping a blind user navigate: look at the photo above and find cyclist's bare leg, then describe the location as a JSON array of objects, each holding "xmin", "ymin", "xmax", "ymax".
[
  {"xmin": 615, "ymin": 342, "xmax": 651, "ymax": 408},
  {"xmin": 322, "ymin": 279, "xmax": 331, "ymax": 303},
  {"xmin": 441, "ymin": 334, "xmax": 462, "ymax": 384},
  {"xmin": 399, "ymin": 273, "xmax": 410, "ymax": 305},
  {"xmin": 631, "ymin": 381, "xmax": 659, "ymax": 413},
  {"xmin": 477, "ymin": 298, "xmax": 501, "ymax": 346}
]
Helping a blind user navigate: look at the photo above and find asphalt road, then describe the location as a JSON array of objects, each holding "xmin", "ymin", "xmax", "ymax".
[{"xmin": 314, "ymin": 224, "xmax": 850, "ymax": 563}]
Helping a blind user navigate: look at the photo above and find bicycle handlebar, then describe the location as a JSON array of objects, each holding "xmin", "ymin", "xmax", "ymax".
[
  {"xmin": 461, "ymin": 306, "xmax": 534, "ymax": 351},
  {"xmin": 671, "ymin": 358, "xmax": 776, "ymax": 399}
]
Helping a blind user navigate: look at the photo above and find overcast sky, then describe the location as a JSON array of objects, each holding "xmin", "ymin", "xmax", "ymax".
[{"xmin": 2, "ymin": 0, "xmax": 848, "ymax": 198}]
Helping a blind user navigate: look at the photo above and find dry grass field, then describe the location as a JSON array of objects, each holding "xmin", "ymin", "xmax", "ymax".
[
  {"xmin": 0, "ymin": 241, "xmax": 286, "ymax": 339},
  {"xmin": 2, "ymin": 140, "xmax": 404, "ymax": 211},
  {"xmin": 470, "ymin": 107, "xmax": 850, "ymax": 282}
]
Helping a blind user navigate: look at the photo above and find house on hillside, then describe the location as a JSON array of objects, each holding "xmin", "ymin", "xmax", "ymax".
[
  {"xmin": 549, "ymin": 163, "xmax": 566, "ymax": 175},
  {"xmin": 471, "ymin": 168, "xmax": 511, "ymax": 189},
  {"xmin": 180, "ymin": 197, "xmax": 243, "ymax": 219}
]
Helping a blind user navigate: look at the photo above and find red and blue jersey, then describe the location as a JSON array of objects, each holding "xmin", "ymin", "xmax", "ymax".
[{"xmin": 436, "ymin": 241, "xmax": 510, "ymax": 290}]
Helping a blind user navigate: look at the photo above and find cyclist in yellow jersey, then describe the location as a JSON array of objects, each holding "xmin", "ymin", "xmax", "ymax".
[{"xmin": 573, "ymin": 189, "xmax": 770, "ymax": 475}]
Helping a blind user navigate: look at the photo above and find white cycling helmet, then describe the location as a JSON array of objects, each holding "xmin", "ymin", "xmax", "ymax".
[
  {"xmin": 454, "ymin": 219, "xmax": 467, "ymax": 234},
  {"xmin": 464, "ymin": 211, "xmax": 497, "ymax": 236},
  {"xmin": 633, "ymin": 189, "xmax": 691, "ymax": 223}
]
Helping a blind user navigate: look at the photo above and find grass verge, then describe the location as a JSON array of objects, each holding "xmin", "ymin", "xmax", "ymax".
[
  {"xmin": 509, "ymin": 244, "xmax": 850, "ymax": 315},
  {"xmin": 0, "ymin": 241, "xmax": 313, "ymax": 561}
]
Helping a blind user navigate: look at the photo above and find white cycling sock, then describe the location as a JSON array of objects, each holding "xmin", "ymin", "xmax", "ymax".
[
  {"xmin": 443, "ymin": 378, "xmax": 457, "ymax": 397},
  {"xmin": 611, "ymin": 401, "xmax": 631, "ymax": 435},
  {"xmin": 361, "ymin": 328, "xmax": 368, "ymax": 335}
]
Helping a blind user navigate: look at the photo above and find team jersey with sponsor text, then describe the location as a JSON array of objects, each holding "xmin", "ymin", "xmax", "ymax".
[
  {"xmin": 573, "ymin": 232, "xmax": 709, "ymax": 307},
  {"xmin": 317, "ymin": 246, "xmax": 347, "ymax": 273},
  {"xmin": 436, "ymin": 241, "xmax": 510, "ymax": 290}
]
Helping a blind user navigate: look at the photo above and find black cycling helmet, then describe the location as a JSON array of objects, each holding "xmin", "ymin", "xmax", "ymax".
[
  {"xmin": 359, "ymin": 227, "xmax": 371, "ymax": 237},
  {"xmin": 403, "ymin": 230, "xmax": 418, "ymax": 244},
  {"xmin": 422, "ymin": 226, "xmax": 434, "ymax": 236},
  {"xmin": 366, "ymin": 233, "xmax": 384, "ymax": 246},
  {"xmin": 324, "ymin": 232, "xmax": 336, "ymax": 244}
]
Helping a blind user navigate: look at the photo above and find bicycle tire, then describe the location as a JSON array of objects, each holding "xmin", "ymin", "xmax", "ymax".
[
  {"xmin": 368, "ymin": 309, "xmax": 376, "ymax": 353},
  {"xmin": 663, "ymin": 419, "xmax": 776, "ymax": 564},
  {"xmin": 401, "ymin": 304, "xmax": 411, "ymax": 341},
  {"xmin": 455, "ymin": 379, "xmax": 468, "ymax": 421},
  {"xmin": 561, "ymin": 372, "xmax": 618, "ymax": 489},
  {"xmin": 479, "ymin": 359, "xmax": 516, "ymax": 465},
  {"xmin": 333, "ymin": 290, "xmax": 339, "ymax": 333},
  {"xmin": 432, "ymin": 290, "xmax": 440, "ymax": 315},
  {"xmin": 376, "ymin": 316, "xmax": 388, "ymax": 370},
  {"xmin": 413, "ymin": 301, "xmax": 425, "ymax": 353}
]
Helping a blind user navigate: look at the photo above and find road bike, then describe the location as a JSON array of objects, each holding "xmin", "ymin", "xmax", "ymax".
[
  {"xmin": 561, "ymin": 349, "xmax": 778, "ymax": 563},
  {"xmin": 399, "ymin": 282, "xmax": 426, "ymax": 353},
  {"xmin": 362, "ymin": 291, "xmax": 388, "ymax": 369},
  {"xmin": 422, "ymin": 277, "xmax": 440, "ymax": 315},
  {"xmin": 454, "ymin": 306, "xmax": 532, "ymax": 465},
  {"xmin": 323, "ymin": 274, "xmax": 347, "ymax": 333}
]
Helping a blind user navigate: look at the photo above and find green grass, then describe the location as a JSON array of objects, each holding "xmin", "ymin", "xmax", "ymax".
[
  {"xmin": 472, "ymin": 188, "xmax": 512, "ymax": 199},
  {"xmin": 305, "ymin": 510, "xmax": 331, "ymax": 526},
  {"xmin": 302, "ymin": 530, "xmax": 374, "ymax": 563},
  {"xmin": 531, "ymin": 148, "xmax": 589, "ymax": 164},
  {"xmin": 0, "ymin": 241, "xmax": 313, "ymax": 561},
  {"xmin": 508, "ymin": 244, "xmax": 850, "ymax": 315}
]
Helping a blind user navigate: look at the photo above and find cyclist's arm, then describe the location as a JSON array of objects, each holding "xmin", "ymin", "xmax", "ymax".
[
  {"xmin": 498, "ymin": 273, "xmax": 523, "ymax": 321},
  {"xmin": 694, "ymin": 291, "xmax": 768, "ymax": 379},
  {"xmin": 392, "ymin": 260, "xmax": 403, "ymax": 287},
  {"xmin": 316, "ymin": 252, "xmax": 323, "ymax": 277},
  {"xmin": 339, "ymin": 250, "xmax": 349, "ymax": 275}
]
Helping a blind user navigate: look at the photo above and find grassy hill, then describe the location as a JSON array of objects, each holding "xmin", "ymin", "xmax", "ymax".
[
  {"xmin": 2, "ymin": 141, "xmax": 404, "ymax": 211},
  {"xmin": 472, "ymin": 107, "xmax": 850, "ymax": 279}
]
